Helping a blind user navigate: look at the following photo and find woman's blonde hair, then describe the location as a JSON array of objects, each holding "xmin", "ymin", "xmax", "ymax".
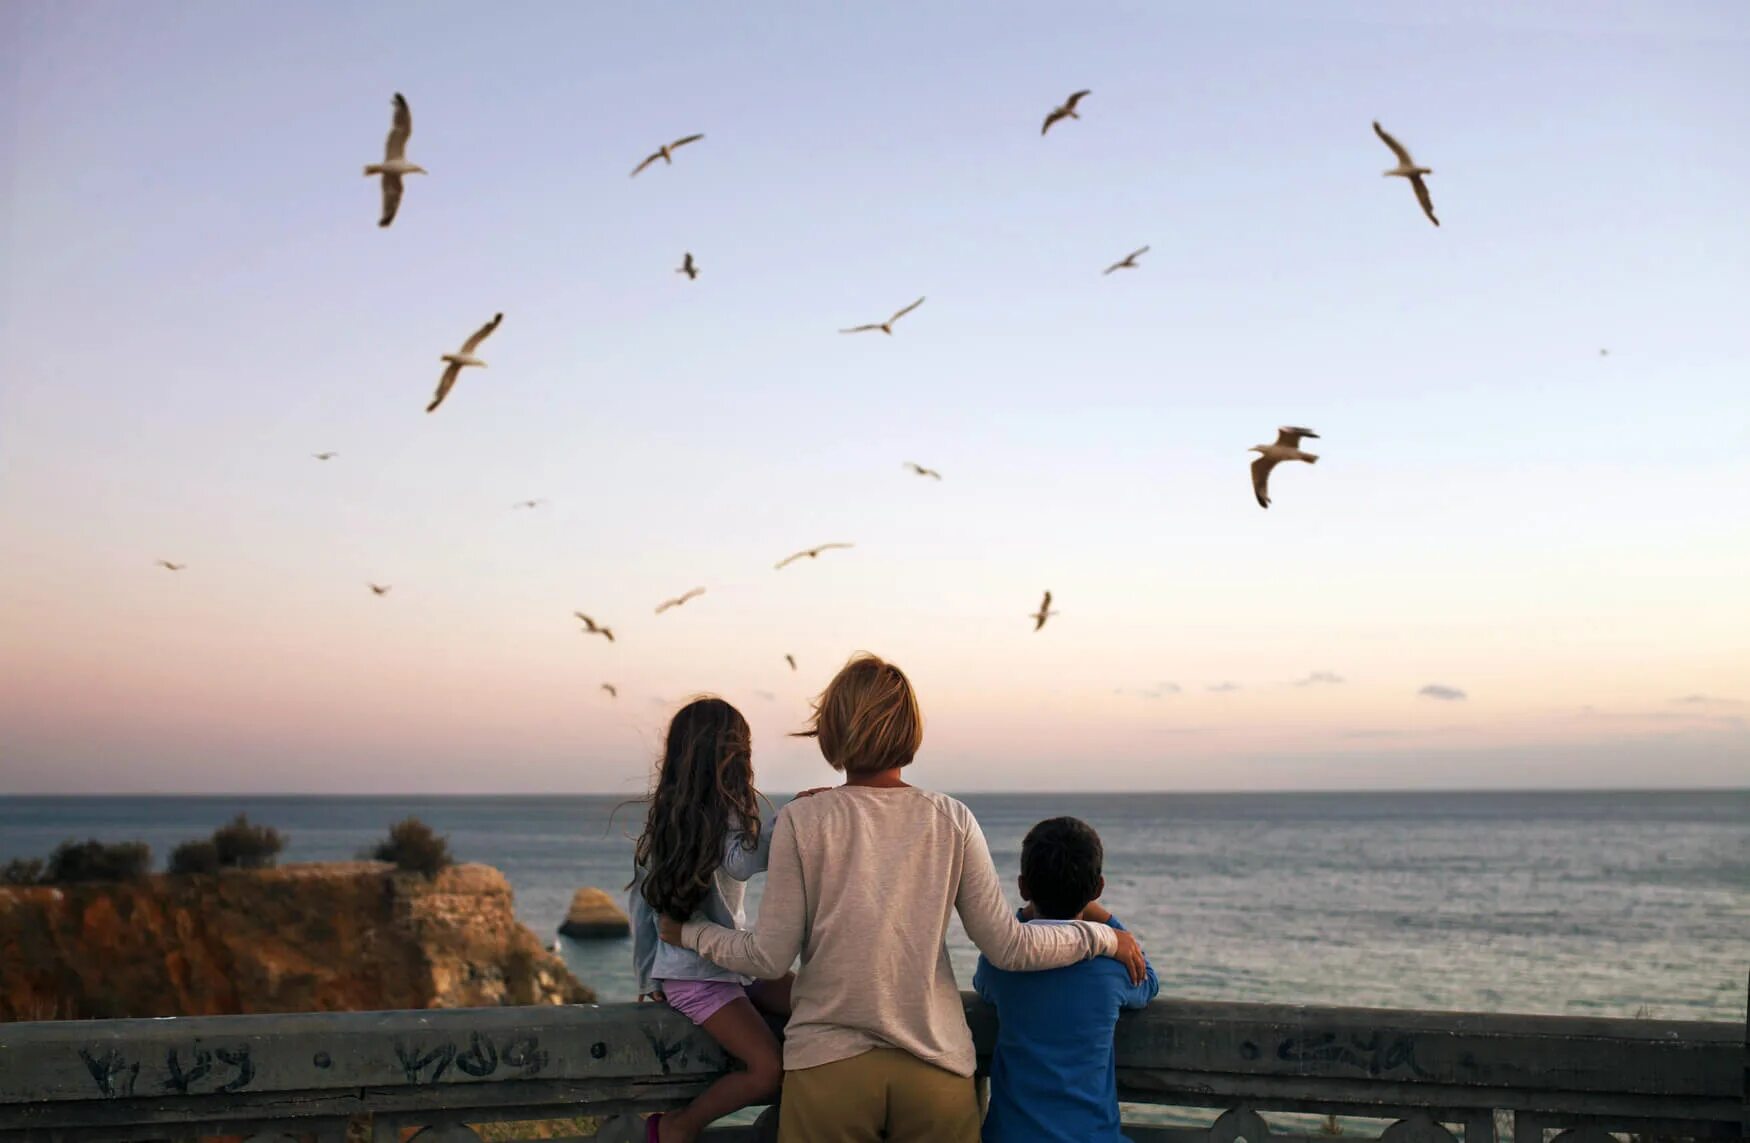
[{"xmin": 796, "ymin": 653, "xmax": 924, "ymax": 773}]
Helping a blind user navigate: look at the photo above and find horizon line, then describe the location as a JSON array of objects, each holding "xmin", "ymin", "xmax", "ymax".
[{"xmin": 7, "ymin": 785, "xmax": 1746, "ymax": 799}]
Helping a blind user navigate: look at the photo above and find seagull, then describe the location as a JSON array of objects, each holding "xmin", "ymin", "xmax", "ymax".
[
  {"xmin": 785, "ymin": 654, "xmax": 797, "ymax": 671},
  {"xmin": 601, "ymin": 683, "xmax": 618, "ymax": 699},
  {"xmin": 427, "ymin": 313, "xmax": 502, "ymax": 414},
  {"xmin": 1599, "ymin": 348, "xmax": 1610, "ymax": 357},
  {"xmin": 1030, "ymin": 591, "xmax": 1058, "ymax": 632},
  {"xmin": 1372, "ymin": 121, "xmax": 1438, "ymax": 227},
  {"xmin": 840, "ymin": 297, "xmax": 925, "ymax": 335},
  {"xmin": 1103, "ymin": 246, "xmax": 1149, "ymax": 275},
  {"xmin": 775, "ymin": 542, "xmax": 854, "ymax": 570},
  {"xmin": 364, "ymin": 93, "xmax": 425, "ymax": 228},
  {"xmin": 574, "ymin": 612, "xmax": 615, "ymax": 642},
  {"xmin": 369, "ymin": 583, "xmax": 392, "ymax": 596},
  {"xmin": 312, "ymin": 452, "xmax": 338, "ymax": 461},
  {"xmin": 513, "ymin": 499, "xmax": 547, "ymax": 510},
  {"xmin": 156, "ymin": 560, "xmax": 185, "ymax": 572},
  {"xmin": 654, "ymin": 587, "xmax": 706, "ymax": 615},
  {"xmin": 630, "ymin": 134, "xmax": 705, "ymax": 177},
  {"xmin": 677, "ymin": 252, "xmax": 698, "ymax": 280},
  {"xmin": 1042, "ymin": 90, "xmax": 1091, "ymax": 136},
  {"xmin": 1249, "ymin": 427, "xmax": 1320, "ymax": 509},
  {"xmin": 904, "ymin": 462, "xmax": 942, "ymax": 481}
]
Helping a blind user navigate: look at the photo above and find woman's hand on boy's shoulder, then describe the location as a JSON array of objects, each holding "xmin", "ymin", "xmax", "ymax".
[
  {"xmin": 1111, "ymin": 928, "xmax": 1147, "ymax": 985},
  {"xmin": 658, "ymin": 915, "xmax": 685, "ymax": 946}
]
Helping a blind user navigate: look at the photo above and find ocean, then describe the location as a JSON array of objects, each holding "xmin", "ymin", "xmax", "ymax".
[{"xmin": 2, "ymin": 791, "xmax": 1744, "ymax": 1021}]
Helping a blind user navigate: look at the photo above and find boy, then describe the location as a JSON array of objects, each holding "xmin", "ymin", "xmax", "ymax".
[{"xmin": 973, "ymin": 816, "xmax": 1159, "ymax": 1143}]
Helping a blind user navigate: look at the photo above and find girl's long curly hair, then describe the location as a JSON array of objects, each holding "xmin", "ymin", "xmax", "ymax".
[{"xmin": 633, "ymin": 697, "xmax": 762, "ymax": 922}]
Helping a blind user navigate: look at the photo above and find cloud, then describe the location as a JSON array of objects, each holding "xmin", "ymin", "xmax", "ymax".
[
  {"xmin": 1206, "ymin": 682, "xmax": 1241, "ymax": 693},
  {"xmin": 1418, "ymin": 684, "xmax": 1467, "ymax": 701},
  {"xmin": 1296, "ymin": 671, "xmax": 1345, "ymax": 686},
  {"xmin": 1672, "ymin": 694, "xmax": 1742, "ymax": 707}
]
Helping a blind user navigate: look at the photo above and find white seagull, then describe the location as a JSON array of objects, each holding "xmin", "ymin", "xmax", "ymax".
[
  {"xmin": 156, "ymin": 560, "xmax": 186, "ymax": 572},
  {"xmin": 1042, "ymin": 90, "xmax": 1091, "ymax": 136},
  {"xmin": 904, "ymin": 462, "xmax": 942, "ymax": 480},
  {"xmin": 1030, "ymin": 591, "xmax": 1058, "ymax": 632},
  {"xmin": 601, "ymin": 683, "xmax": 618, "ymax": 699},
  {"xmin": 312, "ymin": 452, "xmax": 338, "ymax": 461},
  {"xmin": 427, "ymin": 313, "xmax": 502, "ymax": 413},
  {"xmin": 1372, "ymin": 121, "xmax": 1438, "ymax": 227},
  {"xmin": 1103, "ymin": 246, "xmax": 1149, "ymax": 275},
  {"xmin": 631, "ymin": 134, "xmax": 705, "ymax": 177},
  {"xmin": 677, "ymin": 252, "xmax": 699, "ymax": 280},
  {"xmin": 775, "ymin": 542, "xmax": 854, "ymax": 570},
  {"xmin": 841, "ymin": 297, "xmax": 925, "ymax": 335},
  {"xmin": 369, "ymin": 583, "xmax": 392, "ymax": 596},
  {"xmin": 364, "ymin": 93, "xmax": 425, "ymax": 228},
  {"xmin": 1249, "ymin": 427, "xmax": 1320, "ymax": 509},
  {"xmin": 785, "ymin": 654, "xmax": 797, "ymax": 671},
  {"xmin": 654, "ymin": 587, "xmax": 706, "ymax": 615}
]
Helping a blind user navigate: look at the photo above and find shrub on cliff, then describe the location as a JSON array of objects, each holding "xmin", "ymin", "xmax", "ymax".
[
  {"xmin": 372, "ymin": 817, "xmax": 453, "ymax": 877},
  {"xmin": 211, "ymin": 814, "xmax": 286, "ymax": 869},
  {"xmin": 45, "ymin": 839, "xmax": 151, "ymax": 883},
  {"xmin": 169, "ymin": 839, "xmax": 222, "ymax": 876},
  {"xmin": 1, "ymin": 857, "xmax": 47, "ymax": 885}
]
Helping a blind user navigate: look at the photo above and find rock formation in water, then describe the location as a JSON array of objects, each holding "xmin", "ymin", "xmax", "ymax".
[
  {"xmin": 558, "ymin": 886, "xmax": 631, "ymax": 939},
  {"xmin": 0, "ymin": 862, "xmax": 593, "ymax": 1021}
]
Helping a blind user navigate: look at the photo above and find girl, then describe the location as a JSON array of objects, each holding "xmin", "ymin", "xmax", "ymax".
[
  {"xmin": 629, "ymin": 697, "xmax": 792, "ymax": 1143},
  {"xmin": 661, "ymin": 655, "xmax": 1147, "ymax": 1143}
]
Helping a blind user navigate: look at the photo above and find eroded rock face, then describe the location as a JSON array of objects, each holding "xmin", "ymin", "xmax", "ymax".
[
  {"xmin": 557, "ymin": 886, "xmax": 631, "ymax": 940},
  {"xmin": 0, "ymin": 862, "xmax": 593, "ymax": 1020}
]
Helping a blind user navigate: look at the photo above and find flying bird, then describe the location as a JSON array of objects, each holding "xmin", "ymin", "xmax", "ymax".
[
  {"xmin": 654, "ymin": 587, "xmax": 706, "ymax": 615},
  {"xmin": 427, "ymin": 313, "xmax": 502, "ymax": 413},
  {"xmin": 1041, "ymin": 90, "xmax": 1091, "ymax": 135},
  {"xmin": 630, "ymin": 134, "xmax": 705, "ymax": 177},
  {"xmin": 774, "ymin": 542, "xmax": 855, "ymax": 570},
  {"xmin": 785, "ymin": 654, "xmax": 797, "ymax": 671},
  {"xmin": 156, "ymin": 560, "xmax": 185, "ymax": 572},
  {"xmin": 840, "ymin": 297, "xmax": 925, "ymax": 335},
  {"xmin": 1249, "ymin": 427, "xmax": 1320, "ymax": 509},
  {"xmin": 1372, "ymin": 121, "xmax": 1438, "ymax": 227},
  {"xmin": 369, "ymin": 583, "xmax": 392, "ymax": 596},
  {"xmin": 574, "ymin": 612, "xmax": 615, "ymax": 641},
  {"xmin": 312, "ymin": 452, "xmax": 338, "ymax": 461},
  {"xmin": 904, "ymin": 462, "xmax": 942, "ymax": 481},
  {"xmin": 677, "ymin": 252, "xmax": 698, "ymax": 280},
  {"xmin": 1102, "ymin": 246, "xmax": 1149, "ymax": 275},
  {"xmin": 1030, "ymin": 591, "xmax": 1058, "ymax": 632},
  {"xmin": 601, "ymin": 683, "xmax": 618, "ymax": 699},
  {"xmin": 513, "ymin": 499, "xmax": 547, "ymax": 510},
  {"xmin": 364, "ymin": 93, "xmax": 426, "ymax": 228}
]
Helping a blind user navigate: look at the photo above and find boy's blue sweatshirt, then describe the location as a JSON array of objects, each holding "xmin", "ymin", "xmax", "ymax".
[{"xmin": 972, "ymin": 912, "xmax": 1159, "ymax": 1143}]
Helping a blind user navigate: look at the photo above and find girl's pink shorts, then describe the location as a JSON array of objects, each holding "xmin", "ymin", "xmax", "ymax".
[{"xmin": 655, "ymin": 978, "xmax": 747, "ymax": 1026}]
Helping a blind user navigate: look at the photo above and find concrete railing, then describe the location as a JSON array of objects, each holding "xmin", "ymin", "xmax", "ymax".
[{"xmin": 0, "ymin": 996, "xmax": 1741, "ymax": 1141}]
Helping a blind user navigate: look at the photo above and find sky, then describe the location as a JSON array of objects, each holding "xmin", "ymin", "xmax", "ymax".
[{"xmin": 2, "ymin": 2, "xmax": 1747, "ymax": 795}]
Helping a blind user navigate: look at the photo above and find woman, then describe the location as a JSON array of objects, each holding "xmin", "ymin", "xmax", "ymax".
[{"xmin": 661, "ymin": 653, "xmax": 1146, "ymax": 1142}]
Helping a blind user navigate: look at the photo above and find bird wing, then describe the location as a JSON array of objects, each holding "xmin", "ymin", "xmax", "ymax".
[
  {"xmin": 774, "ymin": 550, "xmax": 807, "ymax": 569},
  {"xmin": 385, "ymin": 93, "xmax": 412, "ymax": 161},
  {"xmin": 602, "ymin": 684, "xmax": 617, "ymax": 696},
  {"xmin": 839, "ymin": 323, "xmax": 881, "ymax": 334},
  {"xmin": 459, "ymin": 312, "xmax": 503, "ymax": 355},
  {"xmin": 575, "ymin": 612, "xmax": 596, "ymax": 628},
  {"xmin": 1040, "ymin": 590, "xmax": 1052, "ymax": 612},
  {"xmin": 630, "ymin": 152, "xmax": 661, "ymax": 177},
  {"xmin": 603, "ymin": 629, "xmax": 614, "ymax": 642},
  {"xmin": 1372, "ymin": 120, "xmax": 1415, "ymax": 166},
  {"xmin": 682, "ymin": 253, "xmax": 695, "ymax": 271},
  {"xmin": 1410, "ymin": 174, "xmax": 1439, "ymax": 226},
  {"xmin": 889, "ymin": 297, "xmax": 925, "ymax": 324},
  {"xmin": 1064, "ymin": 90, "xmax": 1090, "ymax": 111},
  {"xmin": 1126, "ymin": 245, "xmax": 1149, "ymax": 261},
  {"xmin": 1274, "ymin": 427, "xmax": 1318, "ymax": 448},
  {"xmin": 682, "ymin": 588, "xmax": 704, "ymax": 603},
  {"xmin": 1041, "ymin": 108, "xmax": 1066, "ymax": 135},
  {"xmin": 815, "ymin": 542, "xmax": 854, "ymax": 554},
  {"xmin": 670, "ymin": 134, "xmax": 704, "ymax": 150},
  {"xmin": 1251, "ymin": 455, "xmax": 1277, "ymax": 508},
  {"xmin": 378, "ymin": 172, "xmax": 403, "ymax": 228},
  {"xmin": 427, "ymin": 362, "xmax": 461, "ymax": 413}
]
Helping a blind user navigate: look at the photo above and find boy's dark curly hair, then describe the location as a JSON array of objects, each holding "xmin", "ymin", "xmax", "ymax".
[{"xmin": 1020, "ymin": 816, "xmax": 1104, "ymax": 920}]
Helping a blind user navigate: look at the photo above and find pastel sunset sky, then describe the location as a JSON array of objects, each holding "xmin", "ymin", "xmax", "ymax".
[{"xmin": 2, "ymin": 2, "xmax": 1746, "ymax": 794}]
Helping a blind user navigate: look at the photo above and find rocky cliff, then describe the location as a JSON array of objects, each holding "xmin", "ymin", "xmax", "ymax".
[{"xmin": 0, "ymin": 862, "xmax": 593, "ymax": 1021}]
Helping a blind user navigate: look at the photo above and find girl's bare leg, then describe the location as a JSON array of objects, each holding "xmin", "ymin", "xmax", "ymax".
[{"xmin": 658, "ymin": 997, "xmax": 782, "ymax": 1143}]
